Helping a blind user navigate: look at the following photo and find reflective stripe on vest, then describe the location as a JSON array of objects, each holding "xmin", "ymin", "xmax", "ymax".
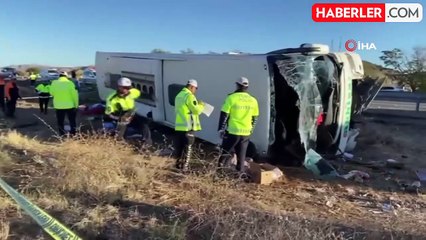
[{"xmin": 174, "ymin": 88, "xmax": 202, "ymax": 131}]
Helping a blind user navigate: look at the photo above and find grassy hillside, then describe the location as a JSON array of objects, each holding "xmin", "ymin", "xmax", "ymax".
[{"xmin": 362, "ymin": 61, "xmax": 392, "ymax": 85}]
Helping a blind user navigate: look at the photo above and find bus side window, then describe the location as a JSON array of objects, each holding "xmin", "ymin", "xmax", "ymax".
[{"xmin": 168, "ymin": 84, "xmax": 185, "ymax": 106}]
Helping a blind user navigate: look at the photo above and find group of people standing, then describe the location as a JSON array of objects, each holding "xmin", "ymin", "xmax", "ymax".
[{"xmin": 2, "ymin": 71, "xmax": 260, "ymax": 175}]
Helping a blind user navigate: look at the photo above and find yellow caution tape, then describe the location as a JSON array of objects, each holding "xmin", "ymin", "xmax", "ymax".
[{"xmin": 0, "ymin": 177, "xmax": 82, "ymax": 240}]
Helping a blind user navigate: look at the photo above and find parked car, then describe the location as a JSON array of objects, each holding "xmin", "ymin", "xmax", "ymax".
[
  {"xmin": 1, "ymin": 67, "xmax": 17, "ymax": 77},
  {"xmin": 380, "ymin": 86, "xmax": 404, "ymax": 92},
  {"xmin": 39, "ymin": 68, "xmax": 60, "ymax": 81},
  {"xmin": 80, "ymin": 68, "xmax": 97, "ymax": 84}
]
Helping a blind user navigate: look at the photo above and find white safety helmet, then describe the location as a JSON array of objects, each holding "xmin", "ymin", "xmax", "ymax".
[
  {"xmin": 117, "ymin": 77, "xmax": 132, "ymax": 87},
  {"xmin": 59, "ymin": 71, "xmax": 68, "ymax": 77},
  {"xmin": 236, "ymin": 77, "xmax": 249, "ymax": 87},
  {"xmin": 187, "ymin": 79, "xmax": 198, "ymax": 88}
]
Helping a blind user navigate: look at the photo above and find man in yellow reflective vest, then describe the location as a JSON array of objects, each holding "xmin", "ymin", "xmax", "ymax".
[
  {"xmin": 173, "ymin": 79, "xmax": 204, "ymax": 171},
  {"xmin": 35, "ymin": 81, "xmax": 51, "ymax": 115},
  {"xmin": 29, "ymin": 72, "xmax": 37, "ymax": 86},
  {"xmin": 104, "ymin": 77, "xmax": 149, "ymax": 140},
  {"xmin": 217, "ymin": 77, "xmax": 259, "ymax": 174},
  {"xmin": 49, "ymin": 71, "xmax": 79, "ymax": 136}
]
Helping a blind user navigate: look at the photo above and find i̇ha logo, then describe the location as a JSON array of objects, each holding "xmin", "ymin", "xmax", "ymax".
[{"xmin": 345, "ymin": 39, "xmax": 377, "ymax": 52}]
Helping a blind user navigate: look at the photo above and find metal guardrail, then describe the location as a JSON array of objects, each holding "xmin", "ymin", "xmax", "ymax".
[{"xmin": 374, "ymin": 91, "xmax": 426, "ymax": 112}]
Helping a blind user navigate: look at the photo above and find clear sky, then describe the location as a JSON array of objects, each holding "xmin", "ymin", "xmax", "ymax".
[{"xmin": 1, "ymin": 0, "xmax": 425, "ymax": 67}]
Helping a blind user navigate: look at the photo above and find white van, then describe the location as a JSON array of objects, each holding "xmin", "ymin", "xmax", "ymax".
[{"xmin": 95, "ymin": 44, "xmax": 378, "ymax": 163}]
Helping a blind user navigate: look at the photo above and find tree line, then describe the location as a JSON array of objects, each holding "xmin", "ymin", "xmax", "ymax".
[{"xmin": 380, "ymin": 47, "xmax": 426, "ymax": 91}]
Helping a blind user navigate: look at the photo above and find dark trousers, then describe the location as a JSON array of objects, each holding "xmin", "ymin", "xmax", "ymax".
[
  {"xmin": 173, "ymin": 131, "xmax": 195, "ymax": 169},
  {"xmin": 6, "ymin": 99, "xmax": 17, "ymax": 117},
  {"xmin": 55, "ymin": 109, "xmax": 77, "ymax": 136},
  {"xmin": 0, "ymin": 85, "xmax": 4, "ymax": 113},
  {"xmin": 30, "ymin": 80, "xmax": 35, "ymax": 86},
  {"xmin": 218, "ymin": 133, "xmax": 250, "ymax": 172},
  {"xmin": 103, "ymin": 114, "xmax": 152, "ymax": 142},
  {"xmin": 39, "ymin": 97, "xmax": 49, "ymax": 114}
]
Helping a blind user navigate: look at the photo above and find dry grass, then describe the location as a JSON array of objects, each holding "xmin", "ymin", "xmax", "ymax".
[
  {"xmin": 74, "ymin": 205, "xmax": 120, "ymax": 231},
  {"xmin": 0, "ymin": 131, "xmax": 48, "ymax": 151},
  {"xmin": 0, "ymin": 221, "xmax": 10, "ymax": 240},
  {"xmin": 0, "ymin": 130, "xmax": 424, "ymax": 239}
]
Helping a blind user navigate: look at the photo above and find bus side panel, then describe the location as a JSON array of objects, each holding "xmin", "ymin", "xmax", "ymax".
[
  {"xmin": 95, "ymin": 54, "xmax": 164, "ymax": 121},
  {"xmin": 162, "ymin": 58, "xmax": 270, "ymax": 154},
  {"xmin": 95, "ymin": 52, "xmax": 113, "ymax": 101}
]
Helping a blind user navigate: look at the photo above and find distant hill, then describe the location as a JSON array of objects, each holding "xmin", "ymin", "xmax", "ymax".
[
  {"xmin": 2, "ymin": 64, "xmax": 95, "ymax": 75},
  {"xmin": 362, "ymin": 61, "xmax": 392, "ymax": 85}
]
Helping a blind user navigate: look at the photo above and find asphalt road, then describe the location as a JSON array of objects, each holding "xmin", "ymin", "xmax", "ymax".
[{"xmin": 366, "ymin": 91, "xmax": 426, "ymax": 119}]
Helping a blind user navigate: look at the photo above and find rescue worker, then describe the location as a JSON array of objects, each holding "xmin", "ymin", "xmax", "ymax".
[
  {"xmin": 173, "ymin": 79, "xmax": 205, "ymax": 171},
  {"xmin": 49, "ymin": 71, "xmax": 79, "ymax": 136},
  {"xmin": 35, "ymin": 81, "xmax": 51, "ymax": 115},
  {"xmin": 29, "ymin": 72, "xmax": 37, "ymax": 86},
  {"xmin": 104, "ymin": 77, "xmax": 143, "ymax": 139},
  {"xmin": 4, "ymin": 77, "xmax": 21, "ymax": 118},
  {"xmin": 0, "ymin": 76, "xmax": 5, "ymax": 113},
  {"xmin": 217, "ymin": 77, "xmax": 259, "ymax": 174}
]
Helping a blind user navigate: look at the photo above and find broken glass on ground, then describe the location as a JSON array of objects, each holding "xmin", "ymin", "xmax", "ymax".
[
  {"xmin": 340, "ymin": 170, "xmax": 370, "ymax": 183},
  {"xmin": 386, "ymin": 159, "xmax": 404, "ymax": 169},
  {"xmin": 304, "ymin": 149, "xmax": 338, "ymax": 178}
]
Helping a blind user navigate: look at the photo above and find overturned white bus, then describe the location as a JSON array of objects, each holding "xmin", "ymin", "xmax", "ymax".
[{"xmin": 95, "ymin": 44, "xmax": 382, "ymax": 165}]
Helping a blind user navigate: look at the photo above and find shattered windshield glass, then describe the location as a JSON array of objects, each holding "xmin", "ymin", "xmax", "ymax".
[
  {"xmin": 276, "ymin": 55, "xmax": 322, "ymax": 151},
  {"xmin": 274, "ymin": 54, "xmax": 338, "ymax": 177}
]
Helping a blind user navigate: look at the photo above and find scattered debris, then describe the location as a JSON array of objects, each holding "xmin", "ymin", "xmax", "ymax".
[
  {"xmin": 340, "ymin": 170, "xmax": 370, "ymax": 183},
  {"xmin": 382, "ymin": 203, "xmax": 394, "ymax": 212},
  {"xmin": 415, "ymin": 169, "xmax": 426, "ymax": 182},
  {"xmin": 315, "ymin": 188, "xmax": 327, "ymax": 193},
  {"xmin": 343, "ymin": 152, "xmax": 354, "ymax": 160},
  {"xmin": 295, "ymin": 191, "xmax": 312, "ymax": 199},
  {"xmin": 397, "ymin": 180, "xmax": 421, "ymax": 194},
  {"xmin": 345, "ymin": 187, "xmax": 356, "ymax": 195},
  {"xmin": 32, "ymin": 155, "xmax": 45, "ymax": 165},
  {"xmin": 386, "ymin": 159, "xmax": 404, "ymax": 169},
  {"xmin": 155, "ymin": 148, "xmax": 173, "ymax": 157},
  {"xmin": 247, "ymin": 162, "xmax": 284, "ymax": 185},
  {"xmin": 412, "ymin": 181, "xmax": 421, "ymax": 188},
  {"xmin": 326, "ymin": 196, "xmax": 337, "ymax": 208},
  {"xmin": 304, "ymin": 149, "xmax": 338, "ymax": 178},
  {"xmin": 344, "ymin": 159, "xmax": 382, "ymax": 170}
]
